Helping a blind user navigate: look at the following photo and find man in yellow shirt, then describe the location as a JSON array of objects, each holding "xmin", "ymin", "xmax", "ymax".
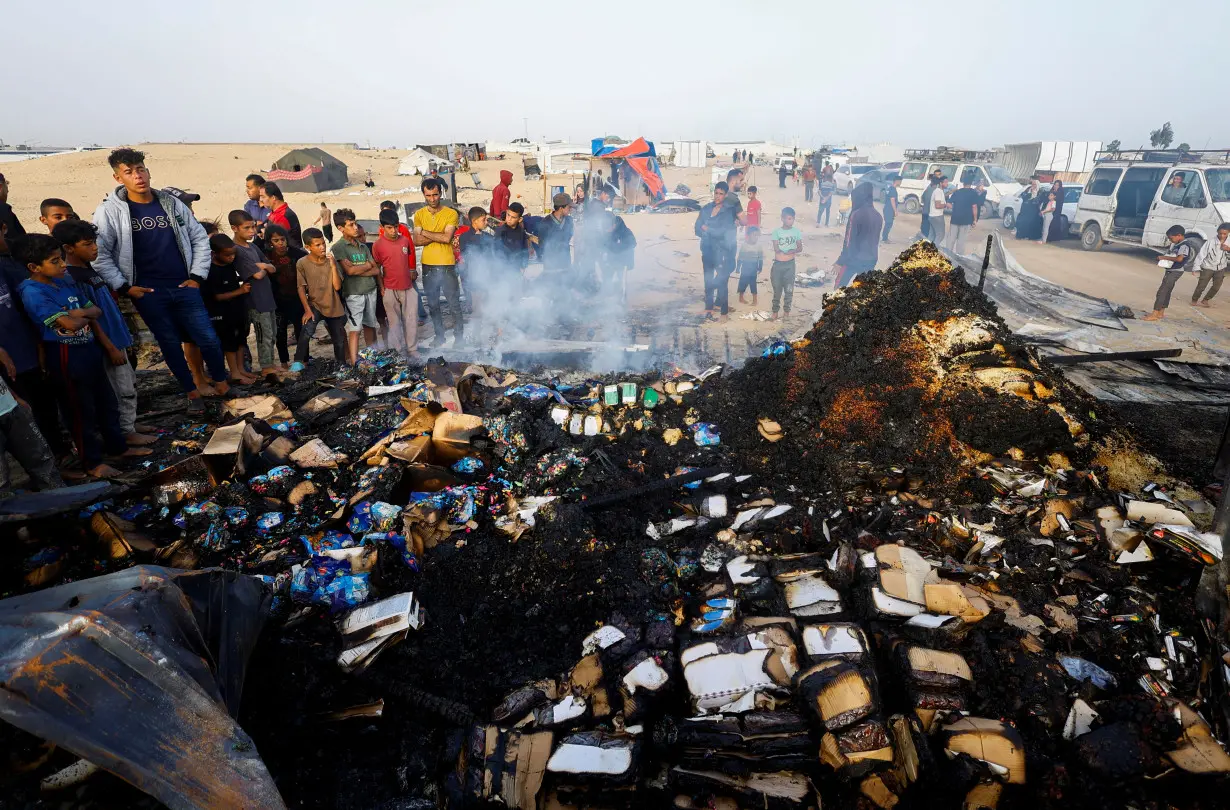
[{"xmin": 412, "ymin": 178, "xmax": 461, "ymax": 346}]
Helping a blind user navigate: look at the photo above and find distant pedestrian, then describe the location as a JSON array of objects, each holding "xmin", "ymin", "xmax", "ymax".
[
  {"xmin": 315, "ymin": 202, "xmax": 334, "ymax": 243},
  {"xmin": 882, "ymin": 176, "xmax": 900, "ymax": 242},
  {"xmin": 946, "ymin": 177, "xmax": 980, "ymax": 254},
  {"xmin": 778, "ymin": 164, "xmax": 789, "ymax": 189},
  {"xmin": 1038, "ymin": 192, "xmax": 1057, "ymax": 245},
  {"xmin": 1045, "ymin": 181, "xmax": 1066, "ymax": 243},
  {"xmin": 817, "ymin": 176, "xmax": 836, "ymax": 226},
  {"xmin": 803, "ymin": 164, "xmax": 817, "ymax": 202},
  {"xmin": 745, "ymin": 186, "xmax": 762, "ymax": 230},
  {"xmin": 491, "ymin": 169, "xmax": 513, "ymax": 220}
]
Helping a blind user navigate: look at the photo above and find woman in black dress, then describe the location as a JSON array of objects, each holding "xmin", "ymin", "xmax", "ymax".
[
  {"xmin": 1014, "ymin": 177, "xmax": 1043, "ymax": 240},
  {"xmin": 1045, "ymin": 180, "xmax": 1066, "ymax": 243}
]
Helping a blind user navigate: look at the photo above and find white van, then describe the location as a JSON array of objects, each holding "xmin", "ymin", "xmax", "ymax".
[
  {"xmin": 1072, "ymin": 151, "xmax": 1230, "ymax": 253},
  {"xmin": 897, "ymin": 160, "xmax": 1022, "ymax": 217}
]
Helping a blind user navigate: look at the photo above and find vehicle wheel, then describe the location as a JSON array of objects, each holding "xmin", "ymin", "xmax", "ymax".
[
  {"xmin": 1080, "ymin": 222, "xmax": 1103, "ymax": 251},
  {"xmin": 903, "ymin": 196, "xmax": 920, "ymax": 215},
  {"xmin": 1059, "ymin": 215, "xmax": 1070, "ymax": 239},
  {"xmin": 1002, "ymin": 208, "xmax": 1015, "ymax": 229}
]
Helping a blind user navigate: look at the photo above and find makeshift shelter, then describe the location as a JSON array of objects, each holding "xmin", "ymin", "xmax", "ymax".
[
  {"xmin": 589, "ymin": 137, "xmax": 667, "ymax": 205},
  {"xmin": 267, "ymin": 148, "xmax": 348, "ymax": 194},
  {"xmin": 398, "ymin": 148, "xmax": 455, "ymax": 176}
]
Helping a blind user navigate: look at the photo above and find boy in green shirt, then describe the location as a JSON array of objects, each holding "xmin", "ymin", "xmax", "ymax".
[
  {"xmin": 770, "ymin": 207, "xmax": 803, "ymax": 321},
  {"xmin": 330, "ymin": 208, "xmax": 381, "ymax": 364}
]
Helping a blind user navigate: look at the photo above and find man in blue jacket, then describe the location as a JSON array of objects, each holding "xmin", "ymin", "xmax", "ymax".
[{"xmin": 93, "ymin": 148, "xmax": 228, "ymax": 412}]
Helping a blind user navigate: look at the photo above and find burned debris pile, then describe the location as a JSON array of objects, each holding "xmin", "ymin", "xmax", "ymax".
[{"xmin": 3, "ymin": 243, "xmax": 1230, "ymax": 809}]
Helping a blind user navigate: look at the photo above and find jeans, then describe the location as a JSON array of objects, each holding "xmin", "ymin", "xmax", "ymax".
[
  {"xmin": 133, "ymin": 286, "xmax": 226, "ymax": 393},
  {"xmin": 701, "ymin": 241, "xmax": 734, "ymax": 311},
  {"xmin": 43, "ymin": 341, "xmax": 125, "ymax": 468},
  {"xmin": 422, "ymin": 265, "xmax": 463, "ymax": 342},
  {"xmin": 946, "ymin": 223, "xmax": 972, "ymax": 255},
  {"xmin": 1194, "ymin": 268, "xmax": 1225, "ymax": 302},
  {"xmin": 737, "ymin": 271, "xmax": 758, "ymax": 296},
  {"xmin": 383, "ymin": 288, "xmax": 420, "ymax": 354},
  {"xmin": 104, "ymin": 359, "xmax": 138, "ymax": 435},
  {"xmin": 0, "ymin": 404, "xmax": 62, "ymax": 490},
  {"xmin": 249, "ymin": 310, "xmax": 277, "ymax": 369},
  {"xmin": 882, "ymin": 213, "xmax": 895, "ymax": 242},
  {"xmin": 13, "ymin": 367, "xmax": 68, "ymax": 455},
  {"xmin": 817, "ymin": 200, "xmax": 831, "ymax": 225},
  {"xmin": 804, "ymin": 182, "xmax": 814, "ymax": 202},
  {"xmin": 295, "ymin": 308, "xmax": 348, "ymax": 364},
  {"xmin": 770, "ymin": 259, "xmax": 796, "ymax": 314},
  {"xmin": 929, "ymin": 216, "xmax": 946, "ymax": 246},
  {"xmin": 1154, "ymin": 270, "xmax": 1184, "ymax": 310}
]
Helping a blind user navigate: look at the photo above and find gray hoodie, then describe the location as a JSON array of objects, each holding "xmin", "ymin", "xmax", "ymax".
[{"xmin": 92, "ymin": 186, "xmax": 210, "ymax": 290}]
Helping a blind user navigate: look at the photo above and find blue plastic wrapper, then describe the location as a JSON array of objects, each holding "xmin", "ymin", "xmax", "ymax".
[
  {"xmin": 1059, "ymin": 655, "xmax": 1118, "ymax": 689},
  {"xmin": 347, "ymin": 501, "xmax": 403, "ymax": 534},
  {"xmin": 387, "ymin": 533, "xmax": 420, "ymax": 571},
  {"xmin": 255, "ymin": 511, "xmax": 285, "ymax": 536},
  {"xmin": 389, "ymin": 368, "xmax": 415, "ymax": 385},
  {"xmin": 761, "ymin": 340, "xmax": 791, "ymax": 358},
  {"xmin": 79, "ymin": 500, "xmax": 113, "ymax": 519},
  {"xmin": 197, "ymin": 522, "xmax": 230, "ymax": 551},
  {"xmin": 300, "ymin": 530, "xmax": 357, "ymax": 556},
  {"xmin": 290, "ymin": 556, "xmax": 370, "ymax": 612},
  {"xmin": 223, "ymin": 506, "xmax": 249, "ymax": 528},
  {"xmin": 691, "ymin": 423, "xmax": 721, "ymax": 447},
  {"xmin": 117, "ymin": 502, "xmax": 153, "ymax": 521},
  {"xmin": 24, "ymin": 546, "xmax": 63, "ymax": 572},
  {"xmin": 452, "ymin": 457, "xmax": 485, "ymax": 475},
  {"xmin": 409, "ymin": 485, "xmax": 479, "ymax": 525},
  {"xmin": 174, "ymin": 501, "xmax": 222, "ymax": 529},
  {"xmin": 505, "ymin": 383, "xmax": 553, "ymax": 401},
  {"xmin": 674, "ymin": 466, "xmax": 701, "ymax": 490},
  {"xmin": 268, "ymin": 419, "xmax": 296, "ymax": 434},
  {"xmin": 248, "ymin": 465, "xmax": 296, "ymax": 495}
]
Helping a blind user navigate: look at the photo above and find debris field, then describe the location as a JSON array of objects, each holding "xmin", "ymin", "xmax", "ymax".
[{"xmin": 2, "ymin": 242, "xmax": 1229, "ymax": 810}]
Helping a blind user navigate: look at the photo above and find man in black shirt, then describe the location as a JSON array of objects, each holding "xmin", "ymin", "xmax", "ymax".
[
  {"xmin": 945, "ymin": 178, "xmax": 981, "ymax": 255},
  {"xmin": 695, "ymin": 181, "xmax": 740, "ymax": 316}
]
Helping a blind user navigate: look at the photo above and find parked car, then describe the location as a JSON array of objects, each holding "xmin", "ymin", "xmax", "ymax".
[
  {"xmin": 772, "ymin": 156, "xmax": 797, "ymax": 173},
  {"xmin": 852, "ymin": 168, "xmax": 898, "ymax": 203},
  {"xmin": 999, "ymin": 185, "xmax": 1082, "ymax": 235},
  {"xmin": 896, "ymin": 160, "xmax": 1022, "ymax": 217},
  {"xmin": 833, "ymin": 164, "xmax": 881, "ymax": 194},
  {"xmin": 1072, "ymin": 152, "xmax": 1230, "ymax": 255}
]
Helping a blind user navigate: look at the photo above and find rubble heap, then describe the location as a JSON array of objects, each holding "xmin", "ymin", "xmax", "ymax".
[{"xmin": 2, "ymin": 244, "xmax": 1229, "ymax": 809}]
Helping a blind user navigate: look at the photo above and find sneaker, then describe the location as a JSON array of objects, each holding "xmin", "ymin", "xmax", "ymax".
[{"xmin": 289, "ymin": 362, "xmax": 306, "ymax": 372}]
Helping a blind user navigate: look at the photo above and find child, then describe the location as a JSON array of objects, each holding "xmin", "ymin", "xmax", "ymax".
[
  {"xmin": 39, "ymin": 198, "xmax": 76, "ymax": 232},
  {"xmin": 0, "ymin": 348, "xmax": 62, "ymax": 491},
  {"xmin": 1038, "ymin": 192, "xmax": 1057, "ymax": 245},
  {"xmin": 745, "ymin": 187, "xmax": 762, "ymax": 230},
  {"xmin": 265, "ymin": 224, "xmax": 307, "ymax": 368},
  {"xmin": 1144, "ymin": 225, "xmax": 1192, "ymax": 321},
  {"xmin": 53, "ymin": 219, "xmax": 155, "ymax": 447},
  {"xmin": 497, "ymin": 202, "xmax": 533, "ymax": 271},
  {"xmin": 458, "ymin": 207, "xmax": 497, "ymax": 335},
  {"xmin": 229, "ymin": 210, "xmax": 280, "ymax": 380},
  {"xmin": 16, "ymin": 235, "xmax": 149, "ymax": 478},
  {"xmin": 331, "ymin": 209, "xmax": 381, "ymax": 364},
  {"xmin": 736, "ymin": 226, "xmax": 764, "ymax": 307},
  {"xmin": 293, "ymin": 228, "xmax": 348, "ymax": 369},
  {"xmin": 601, "ymin": 215, "xmax": 637, "ymax": 301},
  {"xmin": 371, "ymin": 209, "xmax": 419, "ymax": 357},
  {"xmin": 1190, "ymin": 222, "xmax": 1230, "ymax": 308},
  {"xmin": 770, "ymin": 208, "xmax": 803, "ymax": 321},
  {"xmin": 204, "ymin": 233, "xmax": 257, "ymax": 384}
]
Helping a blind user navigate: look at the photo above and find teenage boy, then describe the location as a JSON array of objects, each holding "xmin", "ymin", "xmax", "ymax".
[
  {"xmin": 332, "ymin": 209, "xmax": 381, "ymax": 363},
  {"xmin": 93, "ymin": 148, "xmax": 229, "ymax": 413},
  {"xmin": 1144, "ymin": 226, "xmax": 1193, "ymax": 321},
  {"xmin": 229, "ymin": 210, "xmax": 280, "ymax": 380},
  {"xmin": 694, "ymin": 182, "xmax": 739, "ymax": 318},
  {"xmin": 1190, "ymin": 223, "xmax": 1230, "ymax": 307},
  {"xmin": 39, "ymin": 199, "xmax": 77, "ymax": 232},
  {"xmin": 883, "ymin": 176, "xmax": 901, "ymax": 242},
  {"xmin": 53, "ymin": 219, "xmax": 155, "ymax": 447},
  {"xmin": 770, "ymin": 207, "xmax": 803, "ymax": 321},
  {"xmin": 412, "ymin": 178, "xmax": 462, "ymax": 346},
  {"xmin": 372, "ymin": 208, "xmax": 419, "ymax": 357},
  {"xmin": 601, "ymin": 214, "xmax": 636, "ymax": 298},
  {"xmin": 204, "ymin": 233, "xmax": 256, "ymax": 384},
  {"xmin": 293, "ymin": 228, "xmax": 348, "ymax": 369},
  {"xmin": 736, "ymin": 227, "xmax": 764, "ymax": 307},
  {"xmin": 817, "ymin": 175, "xmax": 836, "ymax": 226},
  {"xmin": 244, "ymin": 174, "xmax": 269, "ymax": 225},
  {"xmin": 17, "ymin": 235, "xmax": 150, "ymax": 478},
  {"xmin": 261, "ymin": 182, "xmax": 303, "ymax": 247},
  {"xmin": 458, "ymin": 207, "xmax": 497, "ymax": 333}
]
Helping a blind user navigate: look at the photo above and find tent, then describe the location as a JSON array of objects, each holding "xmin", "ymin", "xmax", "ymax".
[
  {"xmin": 398, "ymin": 148, "xmax": 455, "ymax": 176},
  {"xmin": 589, "ymin": 137, "xmax": 666, "ymax": 205},
  {"xmin": 268, "ymin": 148, "xmax": 348, "ymax": 193}
]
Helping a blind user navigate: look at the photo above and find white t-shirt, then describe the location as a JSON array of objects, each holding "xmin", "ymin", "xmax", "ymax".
[{"xmin": 931, "ymin": 187, "xmax": 947, "ymax": 214}]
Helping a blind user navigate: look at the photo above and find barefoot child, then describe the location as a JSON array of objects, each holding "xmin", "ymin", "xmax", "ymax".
[
  {"xmin": 1190, "ymin": 223, "xmax": 1230, "ymax": 308},
  {"xmin": 204, "ymin": 233, "xmax": 256, "ymax": 384},
  {"xmin": 1144, "ymin": 226, "xmax": 1192, "ymax": 321},
  {"xmin": 736, "ymin": 226, "xmax": 764, "ymax": 308},
  {"xmin": 17, "ymin": 235, "xmax": 149, "ymax": 478},
  {"xmin": 770, "ymin": 208, "xmax": 803, "ymax": 321},
  {"xmin": 293, "ymin": 228, "xmax": 349, "ymax": 369},
  {"xmin": 54, "ymin": 219, "xmax": 155, "ymax": 447},
  {"xmin": 229, "ymin": 210, "xmax": 280, "ymax": 381}
]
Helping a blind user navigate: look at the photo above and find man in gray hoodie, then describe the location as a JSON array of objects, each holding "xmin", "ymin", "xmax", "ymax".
[{"xmin": 93, "ymin": 148, "xmax": 228, "ymax": 411}]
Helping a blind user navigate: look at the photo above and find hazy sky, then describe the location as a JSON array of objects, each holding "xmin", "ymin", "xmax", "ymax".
[{"xmin": 6, "ymin": 0, "xmax": 1226, "ymax": 150}]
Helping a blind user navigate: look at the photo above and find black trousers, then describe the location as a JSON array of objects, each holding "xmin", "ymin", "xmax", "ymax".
[
  {"xmin": 13, "ymin": 367, "xmax": 69, "ymax": 455},
  {"xmin": 296, "ymin": 308, "xmax": 348, "ymax": 364},
  {"xmin": 43, "ymin": 341, "xmax": 125, "ymax": 468}
]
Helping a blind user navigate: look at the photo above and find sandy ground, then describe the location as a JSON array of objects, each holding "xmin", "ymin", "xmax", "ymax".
[{"xmin": 4, "ymin": 144, "xmax": 1225, "ymax": 354}]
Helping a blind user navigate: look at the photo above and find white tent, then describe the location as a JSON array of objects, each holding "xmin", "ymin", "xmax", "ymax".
[
  {"xmin": 672, "ymin": 140, "xmax": 708, "ymax": 168},
  {"xmin": 397, "ymin": 148, "xmax": 454, "ymax": 176}
]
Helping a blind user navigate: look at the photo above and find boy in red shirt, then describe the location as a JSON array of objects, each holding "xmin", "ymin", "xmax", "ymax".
[
  {"xmin": 371, "ymin": 209, "xmax": 419, "ymax": 358},
  {"xmin": 745, "ymin": 186, "xmax": 762, "ymax": 229}
]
